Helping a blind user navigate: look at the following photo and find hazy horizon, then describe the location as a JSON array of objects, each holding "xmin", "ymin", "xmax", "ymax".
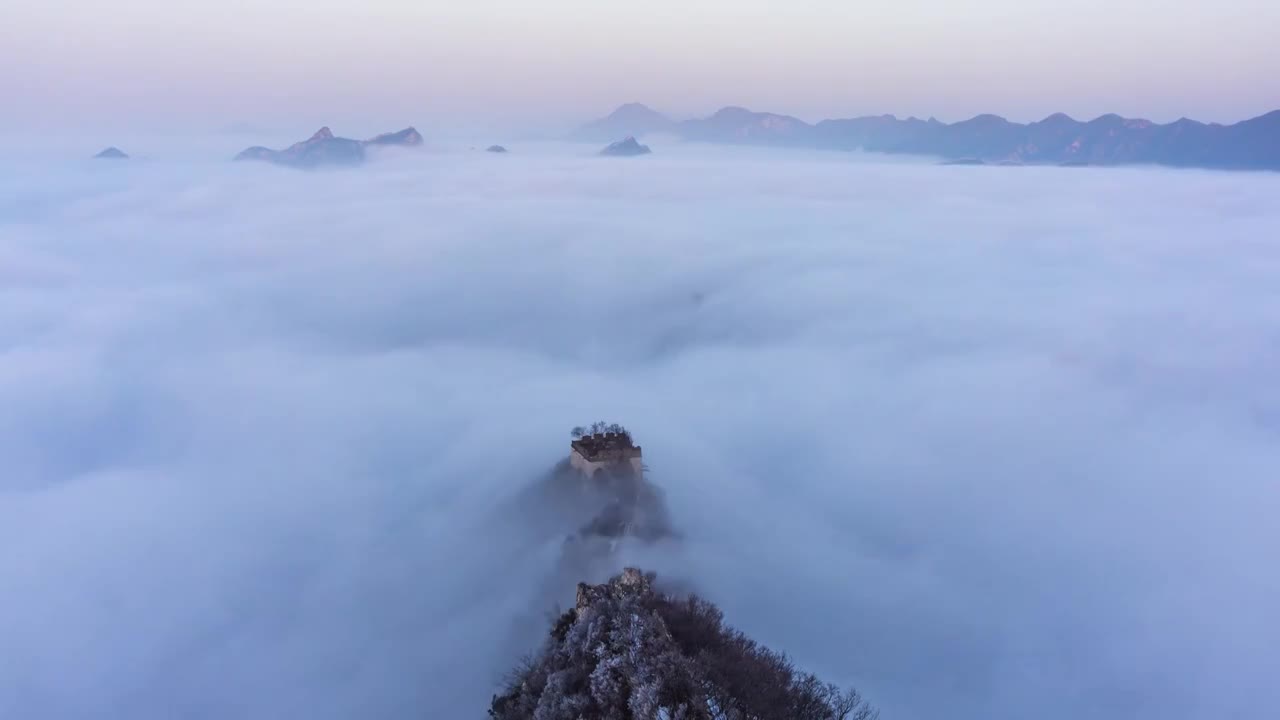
[
  {"xmin": 4, "ymin": 1, "xmax": 1280, "ymax": 134},
  {"xmin": 4, "ymin": 97, "xmax": 1278, "ymax": 143}
]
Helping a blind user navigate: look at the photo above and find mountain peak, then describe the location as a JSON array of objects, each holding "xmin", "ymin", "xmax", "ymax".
[
  {"xmin": 363, "ymin": 127, "xmax": 424, "ymax": 147},
  {"xmin": 611, "ymin": 102, "xmax": 659, "ymax": 116},
  {"xmin": 964, "ymin": 113, "xmax": 1011, "ymax": 125},
  {"xmin": 600, "ymin": 136, "xmax": 652, "ymax": 156},
  {"xmin": 1038, "ymin": 112, "xmax": 1076, "ymax": 124},
  {"xmin": 93, "ymin": 146, "xmax": 128, "ymax": 160},
  {"xmin": 576, "ymin": 104, "xmax": 675, "ymax": 141},
  {"xmin": 680, "ymin": 106, "xmax": 812, "ymax": 144},
  {"xmin": 309, "ymin": 127, "xmax": 334, "ymax": 141}
]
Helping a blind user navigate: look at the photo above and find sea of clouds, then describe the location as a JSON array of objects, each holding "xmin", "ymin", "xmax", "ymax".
[{"xmin": 1, "ymin": 140, "xmax": 1278, "ymax": 720}]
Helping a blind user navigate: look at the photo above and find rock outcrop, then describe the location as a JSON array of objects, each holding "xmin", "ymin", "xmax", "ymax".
[
  {"xmin": 600, "ymin": 136, "xmax": 652, "ymax": 157},
  {"xmin": 490, "ymin": 568, "xmax": 878, "ymax": 720},
  {"xmin": 94, "ymin": 147, "xmax": 128, "ymax": 160}
]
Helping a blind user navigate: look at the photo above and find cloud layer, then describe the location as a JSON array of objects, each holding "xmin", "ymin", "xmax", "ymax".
[{"xmin": 2, "ymin": 144, "xmax": 1278, "ymax": 719}]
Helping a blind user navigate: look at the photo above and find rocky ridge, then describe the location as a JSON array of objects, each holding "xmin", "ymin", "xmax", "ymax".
[
  {"xmin": 490, "ymin": 568, "xmax": 878, "ymax": 720},
  {"xmin": 490, "ymin": 425, "xmax": 876, "ymax": 720},
  {"xmin": 234, "ymin": 125, "xmax": 423, "ymax": 168}
]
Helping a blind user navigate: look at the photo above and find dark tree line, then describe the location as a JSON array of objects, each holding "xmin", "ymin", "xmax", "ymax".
[
  {"xmin": 490, "ymin": 570, "xmax": 877, "ymax": 720},
  {"xmin": 571, "ymin": 422, "xmax": 632, "ymax": 442},
  {"xmin": 654, "ymin": 593, "xmax": 876, "ymax": 720}
]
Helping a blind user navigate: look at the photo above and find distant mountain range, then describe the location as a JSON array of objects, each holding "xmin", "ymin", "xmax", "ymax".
[
  {"xmin": 576, "ymin": 104, "xmax": 1280, "ymax": 170},
  {"xmin": 234, "ymin": 126, "xmax": 423, "ymax": 168}
]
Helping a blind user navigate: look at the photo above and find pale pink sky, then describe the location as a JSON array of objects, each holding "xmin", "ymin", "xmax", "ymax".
[{"xmin": 3, "ymin": 0, "xmax": 1278, "ymax": 132}]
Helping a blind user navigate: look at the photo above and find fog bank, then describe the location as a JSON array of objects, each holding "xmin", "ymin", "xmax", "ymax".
[{"xmin": 2, "ymin": 143, "xmax": 1278, "ymax": 719}]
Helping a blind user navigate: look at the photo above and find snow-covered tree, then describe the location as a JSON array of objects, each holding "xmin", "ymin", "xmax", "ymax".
[{"xmin": 490, "ymin": 570, "xmax": 877, "ymax": 720}]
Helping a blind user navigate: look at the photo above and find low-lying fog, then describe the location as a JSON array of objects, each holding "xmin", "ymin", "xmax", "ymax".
[{"xmin": 2, "ymin": 141, "xmax": 1277, "ymax": 720}]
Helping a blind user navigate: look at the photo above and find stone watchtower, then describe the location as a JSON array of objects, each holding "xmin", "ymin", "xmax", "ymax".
[{"xmin": 570, "ymin": 431, "xmax": 644, "ymax": 478}]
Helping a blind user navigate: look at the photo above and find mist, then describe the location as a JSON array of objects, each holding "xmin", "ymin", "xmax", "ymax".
[{"xmin": 2, "ymin": 141, "xmax": 1277, "ymax": 720}]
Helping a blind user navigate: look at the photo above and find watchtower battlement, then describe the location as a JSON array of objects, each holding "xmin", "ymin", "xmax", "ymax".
[{"xmin": 569, "ymin": 423, "xmax": 643, "ymax": 478}]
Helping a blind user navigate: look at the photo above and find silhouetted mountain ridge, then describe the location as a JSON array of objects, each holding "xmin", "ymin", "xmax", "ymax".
[
  {"xmin": 234, "ymin": 126, "xmax": 423, "ymax": 168},
  {"xmin": 579, "ymin": 105, "xmax": 1280, "ymax": 170}
]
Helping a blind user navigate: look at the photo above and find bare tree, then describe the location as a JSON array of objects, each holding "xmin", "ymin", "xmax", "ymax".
[
  {"xmin": 577, "ymin": 421, "xmax": 634, "ymax": 439},
  {"xmin": 831, "ymin": 686, "xmax": 879, "ymax": 720}
]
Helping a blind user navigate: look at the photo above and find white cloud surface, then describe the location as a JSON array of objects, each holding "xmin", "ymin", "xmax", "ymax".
[{"xmin": 1, "ymin": 143, "xmax": 1278, "ymax": 720}]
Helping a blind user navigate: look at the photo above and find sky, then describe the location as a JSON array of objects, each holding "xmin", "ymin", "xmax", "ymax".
[
  {"xmin": 3, "ymin": 0, "xmax": 1279, "ymax": 133},
  {"xmin": 2, "ymin": 143, "xmax": 1278, "ymax": 719}
]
